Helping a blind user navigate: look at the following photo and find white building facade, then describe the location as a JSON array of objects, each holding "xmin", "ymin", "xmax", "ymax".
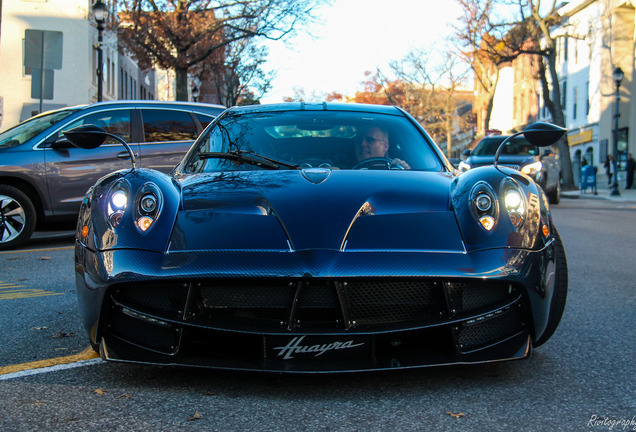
[
  {"xmin": 0, "ymin": 0, "xmax": 156, "ymax": 132},
  {"xmin": 536, "ymin": 0, "xmax": 635, "ymax": 184}
]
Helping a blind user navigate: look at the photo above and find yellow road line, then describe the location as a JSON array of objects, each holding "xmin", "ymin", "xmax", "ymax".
[
  {"xmin": 0, "ymin": 281, "xmax": 64, "ymax": 300},
  {"xmin": 0, "ymin": 290, "xmax": 64, "ymax": 300},
  {"xmin": 0, "ymin": 246, "xmax": 73, "ymax": 255},
  {"xmin": 0, "ymin": 346, "xmax": 100, "ymax": 375}
]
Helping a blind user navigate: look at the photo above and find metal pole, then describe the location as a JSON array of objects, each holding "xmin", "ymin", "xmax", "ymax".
[
  {"xmin": 610, "ymin": 80, "xmax": 621, "ymax": 196},
  {"xmin": 97, "ymin": 23, "xmax": 104, "ymax": 102},
  {"xmin": 39, "ymin": 32, "xmax": 45, "ymax": 113}
]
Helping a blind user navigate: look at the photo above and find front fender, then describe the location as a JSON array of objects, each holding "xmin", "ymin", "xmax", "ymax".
[
  {"xmin": 452, "ymin": 166, "xmax": 552, "ymax": 252},
  {"xmin": 76, "ymin": 168, "xmax": 180, "ymax": 252}
]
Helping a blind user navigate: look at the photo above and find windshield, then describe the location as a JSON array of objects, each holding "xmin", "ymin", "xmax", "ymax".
[
  {"xmin": 182, "ymin": 110, "xmax": 443, "ymax": 173},
  {"xmin": 472, "ymin": 136, "xmax": 537, "ymax": 156},
  {"xmin": 0, "ymin": 109, "xmax": 79, "ymax": 149}
]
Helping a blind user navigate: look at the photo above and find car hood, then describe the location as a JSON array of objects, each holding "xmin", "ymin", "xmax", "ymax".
[
  {"xmin": 467, "ymin": 155, "xmax": 536, "ymax": 169},
  {"xmin": 168, "ymin": 169, "xmax": 464, "ymax": 252}
]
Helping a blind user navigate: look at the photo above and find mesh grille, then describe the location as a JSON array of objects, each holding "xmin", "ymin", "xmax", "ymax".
[
  {"xmin": 445, "ymin": 281, "xmax": 514, "ymax": 316},
  {"xmin": 342, "ymin": 280, "xmax": 444, "ymax": 325},
  {"xmin": 108, "ymin": 308, "xmax": 178, "ymax": 352},
  {"xmin": 114, "ymin": 284, "xmax": 188, "ymax": 318},
  {"xmin": 110, "ymin": 279, "xmax": 521, "ymax": 332},
  {"xmin": 197, "ymin": 282, "xmax": 294, "ymax": 324},
  {"xmin": 457, "ymin": 307, "xmax": 523, "ymax": 349}
]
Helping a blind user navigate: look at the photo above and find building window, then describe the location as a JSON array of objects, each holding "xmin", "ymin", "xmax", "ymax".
[
  {"xmin": 119, "ymin": 67, "xmax": 124, "ymax": 99},
  {"xmin": 585, "ymin": 81, "xmax": 590, "ymax": 116},
  {"xmin": 573, "ymin": 87, "xmax": 578, "ymax": 120},
  {"xmin": 574, "ymin": 39, "xmax": 578, "ymax": 64},
  {"xmin": 561, "ymin": 80, "xmax": 567, "ymax": 111}
]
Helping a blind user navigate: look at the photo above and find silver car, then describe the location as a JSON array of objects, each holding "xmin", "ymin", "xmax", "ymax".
[{"xmin": 0, "ymin": 100, "xmax": 224, "ymax": 250}]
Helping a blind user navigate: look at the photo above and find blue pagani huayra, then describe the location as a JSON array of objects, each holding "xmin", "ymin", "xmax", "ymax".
[{"xmin": 65, "ymin": 102, "xmax": 568, "ymax": 373}]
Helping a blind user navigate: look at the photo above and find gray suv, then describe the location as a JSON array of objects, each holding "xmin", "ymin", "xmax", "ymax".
[
  {"xmin": 0, "ymin": 101, "xmax": 224, "ymax": 250},
  {"xmin": 459, "ymin": 135, "xmax": 562, "ymax": 204}
]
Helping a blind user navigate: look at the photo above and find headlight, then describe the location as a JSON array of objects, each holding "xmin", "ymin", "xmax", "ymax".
[
  {"xmin": 111, "ymin": 191, "xmax": 128, "ymax": 210},
  {"xmin": 501, "ymin": 178, "xmax": 526, "ymax": 229},
  {"xmin": 504, "ymin": 190, "xmax": 523, "ymax": 210},
  {"xmin": 458, "ymin": 161, "xmax": 471, "ymax": 172},
  {"xmin": 521, "ymin": 161, "xmax": 542, "ymax": 176},
  {"xmin": 140, "ymin": 194, "xmax": 158, "ymax": 213},
  {"xmin": 106, "ymin": 180, "xmax": 131, "ymax": 228},
  {"xmin": 475, "ymin": 193, "xmax": 493, "ymax": 211},
  {"xmin": 134, "ymin": 183, "xmax": 163, "ymax": 233},
  {"xmin": 470, "ymin": 182, "xmax": 499, "ymax": 231},
  {"xmin": 105, "ymin": 180, "xmax": 162, "ymax": 233}
]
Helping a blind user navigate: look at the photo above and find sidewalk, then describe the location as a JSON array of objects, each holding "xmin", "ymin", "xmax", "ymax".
[{"xmin": 561, "ymin": 172, "xmax": 636, "ymax": 203}]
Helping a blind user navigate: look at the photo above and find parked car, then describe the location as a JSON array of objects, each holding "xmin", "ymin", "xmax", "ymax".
[
  {"xmin": 0, "ymin": 100, "xmax": 224, "ymax": 250},
  {"xmin": 459, "ymin": 135, "xmax": 562, "ymax": 204},
  {"xmin": 66, "ymin": 103, "xmax": 568, "ymax": 373}
]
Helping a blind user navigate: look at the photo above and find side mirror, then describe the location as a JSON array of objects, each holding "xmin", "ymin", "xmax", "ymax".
[
  {"xmin": 521, "ymin": 122, "xmax": 567, "ymax": 147},
  {"xmin": 62, "ymin": 124, "xmax": 108, "ymax": 149},
  {"xmin": 462, "ymin": 149, "xmax": 471, "ymax": 157},
  {"xmin": 63, "ymin": 124, "xmax": 137, "ymax": 169},
  {"xmin": 494, "ymin": 122, "xmax": 566, "ymax": 168}
]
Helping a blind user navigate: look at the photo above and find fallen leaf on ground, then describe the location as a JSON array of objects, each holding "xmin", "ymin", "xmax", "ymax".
[
  {"xmin": 446, "ymin": 412, "xmax": 466, "ymax": 419},
  {"xmin": 94, "ymin": 389, "xmax": 107, "ymax": 395},
  {"xmin": 188, "ymin": 411, "xmax": 201, "ymax": 421},
  {"xmin": 52, "ymin": 330, "xmax": 75, "ymax": 338},
  {"xmin": 115, "ymin": 394, "xmax": 131, "ymax": 399},
  {"xmin": 40, "ymin": 257, "xmax": 51, "ymax": 260}
]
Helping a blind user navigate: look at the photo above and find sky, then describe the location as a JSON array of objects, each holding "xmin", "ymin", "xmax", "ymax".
[{"xmin": 260, "ymin": 0, "xmax": 464, "ymax": 103}]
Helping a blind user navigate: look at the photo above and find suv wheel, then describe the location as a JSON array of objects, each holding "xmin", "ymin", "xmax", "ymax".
[
  {"xmin": 547, "ymin": 178, "xmax": 561, "ymax": 204},
  {"xmin": 0, "ymin": 185, "xmax": 37, "ymax": 250}
]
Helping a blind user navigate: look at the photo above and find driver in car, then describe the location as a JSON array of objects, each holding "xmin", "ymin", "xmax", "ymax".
[{"xmin": 355, "ymin": 126, "xmax": 410, "ymax": 169}]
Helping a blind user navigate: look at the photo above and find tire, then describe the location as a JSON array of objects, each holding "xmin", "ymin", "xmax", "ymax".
[
  {"xmin": 90, "ymin": 338, "xmax": 101, "ymax": 354},
  {"xmin": 0, "ymin": 185, "xmax": 37, "ymax": 250},
  {"xmin": 534, "ymin": 228, "xmax": 568, "ymax": 347},
  {"xmin": 547, "ymin": 177, "xmax": 561, "ymax": 204}
]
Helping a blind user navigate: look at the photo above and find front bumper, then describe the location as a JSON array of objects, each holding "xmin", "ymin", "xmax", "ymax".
[{"xmin": 76, "ymin": 243, "xmax": 556, "ymax": 372}]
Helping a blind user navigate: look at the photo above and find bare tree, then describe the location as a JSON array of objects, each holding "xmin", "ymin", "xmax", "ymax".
[
  {"xmin": 115, "ymin": 0, "xmax": 324, "ymax": 101},
  {"xmin": 203, "ymin": 39, "xmax": 274, "ymax": 106},
  {"xmin": 453, "ymin": 0, "xmax": 503, "ymax": 132},
  {"xmin": 381, "ymin": 48, "xmax": 471, "ymax": 156},
  {"xmin": 456, "ymin": 0, "xmax": 576, "ymax": 189}
]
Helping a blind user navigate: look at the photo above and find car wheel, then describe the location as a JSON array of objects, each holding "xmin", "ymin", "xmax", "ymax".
[
  {"xmin": 533, "ymin": 228, "xmax": 567, "ymax": 347},
  {"xmin": 0, "ymin": 185, "xmax": 37, "ymax": 250},
  {"xmin": 547, "ymin": 177, "xmax": 561, "ymax": 204}
]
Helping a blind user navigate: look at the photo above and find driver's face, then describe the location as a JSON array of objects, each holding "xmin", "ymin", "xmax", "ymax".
[{"xmin": 356, "ymin": 127, "xmax": 389, "ymax": 161}]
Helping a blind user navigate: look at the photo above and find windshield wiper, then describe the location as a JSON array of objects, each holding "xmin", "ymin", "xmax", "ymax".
[{"xmin": 197, "ymin": 150, "xmax": 299, "ymax": 170}]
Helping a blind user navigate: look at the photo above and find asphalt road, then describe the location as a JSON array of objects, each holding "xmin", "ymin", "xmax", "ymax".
[{"xmin": 0, "ymin": 200, "xmax": 634, "ymax": 432}]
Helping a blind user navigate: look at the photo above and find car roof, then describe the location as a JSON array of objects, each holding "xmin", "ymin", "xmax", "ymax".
[
  {"xmin": 225, "ymin": 102, "xmax": 404, "ymax": 116},
  {"xmin": 32, "ymin": 100, "xmax": 226, "ymax": 119}
]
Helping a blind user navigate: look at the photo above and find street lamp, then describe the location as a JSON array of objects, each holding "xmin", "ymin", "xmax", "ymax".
[
  {"xmin": 192, "ymin": 85, "xmax": 200, "ymax": 103},
  {"xmin": 610, "ymin": 66, "xmax": 624, "ymax": 196},
  {"xmin": 93, "ymin": 1, "xmax": 108, "ymax": 102}
]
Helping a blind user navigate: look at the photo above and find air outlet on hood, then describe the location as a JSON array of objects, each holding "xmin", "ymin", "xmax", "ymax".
[{"xmin": 301, "ymin": 168, "xmax": 331, "ymax": 184}]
